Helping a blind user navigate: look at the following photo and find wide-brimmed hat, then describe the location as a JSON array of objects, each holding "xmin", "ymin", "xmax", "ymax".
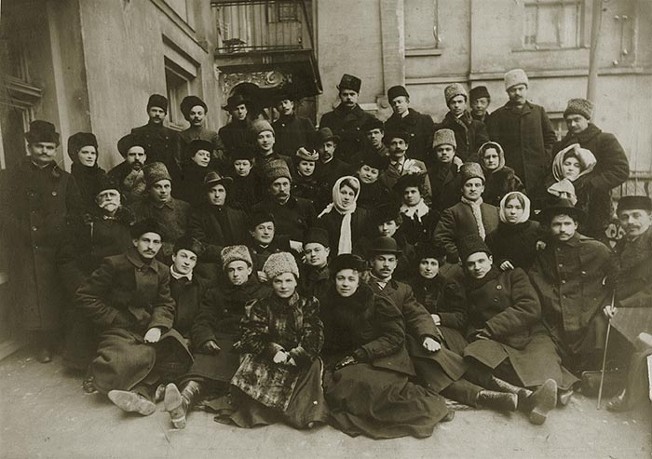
[
  {"xmin": 222, "ymin": 94, "xmax": 250, "ymax": 111},
  {"xmin": 367, "ymin": 236, "xmax": 402, "ymax": 255},
  {"xmin": 204, "ymin": 170, "xmax": 233, "ymax": 188},
  {"xmin": 539, "ymin": 198, "xmax": 585, "ymax": 224}
]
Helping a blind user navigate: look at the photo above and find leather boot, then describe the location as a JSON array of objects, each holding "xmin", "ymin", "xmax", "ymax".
[
  {"xmin": 606, "ymin": 390, "xmax": 630, "ymax": 412},
  {"xmin": 488, "ymin": 376, "xmax": 532, "ymax": 407},
  {"xmin": 164, "ymin": 381, "xmax": 203, "ymax": 429},
  {"xmin": 527, "ymin": 379, "xmax": 558, "ymax": 425},
  {"xmin": 476, "ymin": 390, "xmax": 518, "ymax": 412},
  {"xmin": 108, "ymin": 390, "xmax": 157, "ymax": 416}
]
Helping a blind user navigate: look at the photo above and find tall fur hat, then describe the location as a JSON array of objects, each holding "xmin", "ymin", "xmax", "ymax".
[
  {"xmin": 504, "ymin": 69, "xmax": 529, "ymax": 90},
  {"xmin": 143, "ymin": 162, "xmax": 172, "ymax": 187},
  {"xmin": 67, "ymin": 132, "xmax": 98, "ymax": 162},
  {"xmin": 221, "ymin": 245, "xmax": 253, "ymax": 270},
  {"xmin": 147, "ymin": 94, "xmax": 168, "ymax": 112},
  {"xmin": 564, "ymin": 98, "xmax": 593, "ymax": 120},
  {"xmin": 180, "ymin": 95, "xmax": 208, "ymax": 120},
  {"xmin": 263, "ymin": 252, "xmax": 300, "ymax": 280},
  {"xmin": 444, "ymin": 83, "xmax": 467, "ymax": 104}
]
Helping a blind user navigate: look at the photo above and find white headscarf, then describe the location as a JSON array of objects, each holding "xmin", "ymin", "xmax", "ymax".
[
  {"xmin": 499, "ymin": 191, "xmax": 531, "ymax": 224},
  {"xmin": 551, "ymin": 143, "xmax": 597, "ymax": 182},
  {"xmin": 318, "ymin": 176, "xmax": 360, "ymax": 254}
]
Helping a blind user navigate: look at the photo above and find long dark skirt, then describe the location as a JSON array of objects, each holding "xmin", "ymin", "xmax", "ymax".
[
  {"xmin": 213, "ymin": 358, "xmax": 328, "ymax": 429},
  {"xmin": 324, "ymin": 363, "xmax": 449, "ymax": 439}
]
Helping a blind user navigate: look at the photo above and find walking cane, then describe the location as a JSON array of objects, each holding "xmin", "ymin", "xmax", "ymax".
[{"xmin": 597, "ymin": 291, "xmax": 616, "ymax": 410}]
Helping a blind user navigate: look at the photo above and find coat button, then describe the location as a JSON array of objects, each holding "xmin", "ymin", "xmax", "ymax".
[
  {"xmin": 496, "ymin": 285, "xmax": 502, "ymax": 290},
  {"xmin": 51, "ymin": 191, "xmax": 57, "ymax": 196},
  {"xmin": 31, "ymin": 226, "xmax": 37, "ymax": 231},
  {"xmin": 558, "ymin": 263, "xmax": 563, "ymax": 267},
  {"xmin": 561, "ymin": 280, "xmax": 566, "ymax": 284}
]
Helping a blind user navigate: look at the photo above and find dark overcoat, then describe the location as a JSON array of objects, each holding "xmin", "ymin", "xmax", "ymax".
[
  {"xmin": 1, "ymin": 160, "xmax": 82, "ymax": 330},
  {"xmin": 187, "ymin": 204, "xmax": 248, "ymax": 262},
  {"xmin": 272, "ymin": 114, "xmax": 315, "ymax": 155},
  {"xmin": 218, "ymin": 119, "xmax": 253, "ymax": 159},
  {"xmin": 251, "ymin": 196, "xmax": 317, "ymax": 243},
  {"xmin": 319, "ymin": 104, "xmax": 376, "ymax": 162},
  {"xmin": 128, "ymin": 197, "xmax": 191, "ymax": 259},
  {"xmin": 487, "ymin": 101, "xmax": 556, "ymax": 197},
  {"xmin": 317, "ymin": 207, "xmax": 370, "ymax": 254},
  {"xmin": 76, "ymin": 248, "xmax": 192, "ymax": 393},
  {"xmin": 174, "ymin": 162, "xmax": 212, "ymax": 206},
  {"xmin": 436, "ymin": 111, "xmax": 489, "ymax": 162},
  {"xmin": 485, "ymin": 220, "xmax": 543, "ymax": 271},
  {"xmin": 482, "ymin": 166, "xmax": 525, "ymax": 207},
  {"xmin": 71, "ymin": 163, "xmax": 107, "ymax": 212},
  {"xmin": 613, "ymin": 227, "xmax": 652, "ymax": 309},
  {"xmin": 131, "ymin": 122, "xmax": 181, "ymax": 179},
  {"xmin": 384, "ymin": 109, "xmax": 436, "ymax": 161},
  {"xmin": 426, "ymin": 160, "xmax": 461, "ymax": 212}
]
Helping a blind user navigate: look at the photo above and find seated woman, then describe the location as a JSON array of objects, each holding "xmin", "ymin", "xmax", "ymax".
[
  {"xmin": 395, "ymin": 172, "xmax": 439, "ymax": 245},
  {"xmin": 176, "ymin": 140, "xmax": 217, "ymax": 207},
  {"xmin": 216, "ymin": 252, "xmax": 327, "ymax": 429},
  {"xmin": 319, "ymin": 253, "xmax": 451, "ymax": 439},
  {"xmin": 459, "ymin": 235, "xmax": 578, "ymax": 425},
  {"xmin": 67, "ymin": 131, "xmax": 107, "ymax": 212},
  {"xmin": 485, "ymin": 191, "xmax": 543, "ymax": 272},
  {"xmin": 317, "ymin": 176, "xmax": 370, "ymax": 256},
  {"xmin": 163, "ymin": 245, "xmax": 270, "ymax": 429},
  {"xmin": 477, "ymin": 141, "xmax": 525, "ymax": 207}
]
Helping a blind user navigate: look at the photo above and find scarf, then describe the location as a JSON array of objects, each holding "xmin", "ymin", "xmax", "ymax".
[
  {"xmin": 400, "ymin": 198, "xmax": 430, "ymax": 220},
  {"xmin": 498, "ymin": 191, "xmax": 531, "ymax": 224},
  {"xmin": 461, "ymin": 196, "xmax": 487, "ymax": 240},
  {"xmin": 318, "ymin": 176, "xmax": 360, "ymax": 254},
  {"xmin": 551, "ymin": 143, "xmax": 597, "ymax": 182},
  {"xmin": 478, "ymin": 141, "xmax": 506, "ymax": 174}
]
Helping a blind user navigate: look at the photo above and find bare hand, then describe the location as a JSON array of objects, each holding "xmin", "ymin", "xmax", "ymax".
[
  {"xmin": 499, "ymin": 261, "xmax": 515, "ymax": 271},
  {"xmin": 202, "ymin": 340, "xmax": 221, "ymax": 354},
  {"xmin": 536, "ymin": 241, "xmax": 546, "ymax": 251},
  {"xmin": 257, "ymin": 271, "xmax": 268, "ymax": 283},
  {"xmin": 603, "ymin": 304, "xmax": 617, "ymax": 319},
  {"xmin": 423, "ymin": 337, "xmax": 441, "ymax": 353},
  {"xmin": 273, "ymin": 350, "xmax": 289, "ymax": 364},
  {"xmin": 286, "ymin": 357, "xmax": 297, "ymax": 367},
  {"xmin": 144, "ymin": 327, "xmax": 162, "ymax": 343},
  {"xmin": 289, "ymin": 240, "xmax": 303, "ymax": 253},
  {"xmin": 334, "ymin": 355, "xmax": 357, "ymax": 370},
  {"xmin": 431, "ymin": 314, "xmax": 441, "ymax": 326}
]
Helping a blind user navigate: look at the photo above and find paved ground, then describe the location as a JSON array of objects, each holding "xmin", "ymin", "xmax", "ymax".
[{"xmin": 0, "ymin": 349, "xmax": 650, "ymax": 459}]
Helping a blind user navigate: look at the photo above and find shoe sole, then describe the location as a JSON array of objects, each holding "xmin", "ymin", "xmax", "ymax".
[
  {"xmin": 528, "ymin": 379, "xmax": 558, "ymax": 425},
  {"xmin": 164, "ymin": 383, "xmax": 187, "ymax": 429},
  {"xmin": 108, "ymin": 390, "xmax": 156, "ymax": 416}
]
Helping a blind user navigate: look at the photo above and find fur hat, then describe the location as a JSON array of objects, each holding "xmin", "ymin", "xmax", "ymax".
[
  {"xmin": 458, "ymin": 235, "xmax": 492, "ymax": 262},
  {"xmin": 117, "ymin": 133, "xmax": 146, "ymax": 158},
  {"xmin": 330, "ymin": 253, "xmax": 366, "ymax": 275},
  {"xmin": 358, "ymin": 151, "xmax": 389, "ymax": 171},
  {"xmin": 130, "ymin": 218, "xmax": 162, "ymax": 239},
  {"xmin": 92, "ymin": 174, "xmax": 120, "ymax": 197},
  {"xmin": 248, "ymin": 211, "xmax": 275, "ymax": 229},
  {"xmin": 222, "ymin": 94, "xmax": 250, "ymax": 111},
  {"xmin": 204, "ymin": 170, "xmax": 232, "ymax": 189},
  {"xmin": 372, "ymin": 203, "xmax": 402, "ymax": 227},
  {"xmin": 539, "ymin": 198, "xmax": 585, "ymax": 224},
  {"xmin": 221, "ymin": 245, "xmax": 253, "ymax": 270},
  {"xmin": 173, "ymin": 235, "xmax": 204, "ymax": 257},
  {"xmin": 459, "ymin": 162, "xmax": 485, "ymax": 184},
  {"xmin": 251, "ymin": 119, "xmax": 274, "ymax": 137},
  {"xmin": 147, "ymin": 94, "xmax": 168, "ymax": 112},
  {"xmin": 25, "ymin": 120, "xmax": 60, "ymax": 146},
  {"xmin": 504, "ymin": 69, "xmax": 529, "ymax": 90},
  {"xmin": 617, "ymin": 196, "xmax": 652, "ymax": 214},
  {"xmin": 394, "ymin": 171, "xmax": 426, "ymax": 193},
  {"xmin": 564, "ymin": 98, "xmax": 593, "ymax": 120},
  {"xmin": 383, "ymin": 129, "xmax": 411, "ymax": 145},
  {"xmin": 296, "ymin": 147, "xmax": 319, "ymax": 162},
  {"xmin": 432, "ymin": 128, "xmax": 457, "ymax": 149},
  {"xmin": 275, "ymin": 83, "xmax": 299, "ymax": 102},
  {"xmin": 387, "ymin": 85, "xmax": 409, "ymax": 101},
  {"xmin": 361, "ymin": 117, "xmax": 384, "ymax": 133},
  {"xmin": 143, "ymin": 162, "xmax": 172, "ymax": 187},
  {"xmin": 231, "ymin": 145, "xmax": 256, "ymax": 162},
  {"xmin": 67, "ymin": 132, "xmax": 98, "ymax": 162},
  {"xmin": 415, "ymin": 242, "xmax": 447, "ymax": 264},
  {"xmin": 368, "ymin": 236, "xmax": 402, "ymax": 255},
  {"xmin": 262, "ymin": 159, "xmax": 292, "ymax": 184},
  {"xmin": 186, "ymin": 139, "xmax": 214, "ymax": 160},
  {"xmin": 180, "ymin": 95, "xmax": 208, "ymax": 120},
  {"xmin": 470, "ymin": 86, "xmax": 491, "ymax": 101},
  {"xmin": 263, "ymin": 252, "xmax": 299, "ymax": 280},
  {"xmin": 337, "ymin": 74, "xmax": 362, "ymax": 93},
  {"xmin": 444, "ymin": 83, "xmax": 467, "ymax": 104},
  {"xmin": 304, "ymin": 227, "xmax": 330, "ymax": 248}
]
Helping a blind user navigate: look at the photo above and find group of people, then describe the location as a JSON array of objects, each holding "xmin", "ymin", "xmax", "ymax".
[{"xmin": 1, "ymin": 66, "xmax": 650, "ymax": 440}]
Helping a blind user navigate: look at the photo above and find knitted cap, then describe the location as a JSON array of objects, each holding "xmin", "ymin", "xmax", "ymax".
[
  {"xmin": 458, "ymin": 235, "xmax": 492, "ymax": 262},
  {"xmin": 173, "ymin": 235, "xmax": 204, "ymax": 257},
  {"xmin": 25, "ymin": 120, "xmax": 60, "ymax": 146},
  {"xmin": 143, "ymin": 162, "xmax": 172, "ymax": 187},
  {"xmin": 130, "ymin": 218, "xmax": 162, "ymax": 239},
  {"xmin": 263, "ymin": 252, "xmax": 299, "ymax": 280},
  {"xmin": 304, "ymin": 227, "xmax": 330, "ymax": 248},
  {"xmin": 432, "ymin": 128, "xmax": 457, "ymax": 149},
  {"xmin": 337, "ymin": 74, "xmax": 362, "ymax": 93},
  {"xmin": 221, "ymin": 245, "xmax": 253, "ymax": 270},
  {"xmin": 444, "ymin": 83, "xmax": 467, "ymax": 104},
  {"xmin": 470, "ymin": 86, "xmax": 491, "ymax": 101},
  {"xmin": 67, "ymin": 132, "xmax": 98, "ymax": 162},
  {"xmin": 296, "ymin": 147, "xmax": 319, "ymax": 162},
  {"xmin": 387, "ymin": 85, "xmax": 409, "ymax": 101},
  {"xmin": 459, "ymin": 162, "xmax": 485, "ymax": 184},
  {"xmin": 180, "ymin": 95, "xmax": 208, "ymax": 120},
  {"xmin": 617, "ymin": 196, "xmax": 652, "ymax": 214},
  {"xmin": 117, "ymin": 133, "xmax": 146, "ymax": 158},
  {"xmin": 147, "ymin": 94, "xmax": 168, "ymax": 112},
  {"xmin": 564, "ymin": 98, "xmax": 593, "ymax": 120},
  {"xmin": 251, "ymin": 119, "xmax": 274, "ymax": 136},
  {"xmin": 504, "ymin": 69, "xmax": 529, "ymax": 90}
]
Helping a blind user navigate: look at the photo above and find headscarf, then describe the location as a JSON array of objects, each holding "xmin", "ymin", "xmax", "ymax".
[
  {"xmin": 551, "ymin": 143, "xmax": 597, "ymax": 182},
  {"xmin": 478, "ymin": 141, "xmax": 505, "ymax": 174},
  {"xmin": 499, "ymin": 191, "xmax": 531, "ymax": 224},
  {"xmin": 318, "ymin": 176, "xmax": 360, "ymax": 255}
]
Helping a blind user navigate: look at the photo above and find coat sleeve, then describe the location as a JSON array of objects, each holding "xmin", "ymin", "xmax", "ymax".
[
  {"xmin": 148, "ymin": 267, "xmax": 175, "ymax": 331},
  {"xmin": 470, "ymin": 121, "xmax": 489, "ymax": 163},
  {"xmin": 357, "ymin": 295, "xmax": 406, "ymax": 361},
  {"xmin": 238, "ymin": 299, "xmax": 283, "ymax": 358},
  {"xmin": 540, "ymin": 109, "xmax": 557, "ymax": 159},
  {"xmin": 438, "ymin": 280, "xmax": 469, "ymax": 331},
  {"xmin": 401, "ymin": 285, "xmax": 441, "ymax": 340},
  {"xmin": 187, "ymin": 210, "xmax": 222, "ymax": 262},
  {"xmin": 76, "ymin": 258, "xmax": 123, "ymax": 329},
  {"xmin": 589, "ymin": 133, "xmax": 630, "ymax": 191},
  {"xmin": 433, "ymin": 208, "xmax": 459, "ymax": 262},
  {"xmin": 485, "ymin": 269, "xmax": 542, "ymax": 338},
  {"xmin": 288, "ymin": 296, "xmax": 324, "ymax": 365},
  {"xmin": 191, "ymin": 287, "xmax": 222, "ymax": 350}
]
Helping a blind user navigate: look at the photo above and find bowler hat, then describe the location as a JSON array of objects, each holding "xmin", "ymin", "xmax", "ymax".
[
  {"xmin": 67, "ymin": 132, "xmax": 98, "ymax": 162},
  {"xmin": 539, "ymin": 198, "xmax": 585, "ymax": 224},
  {"xmin": 222, "ymin": 94, "xmax": 250, "ymax": 111},
  {"xmin": 617, "ymin": 196, "xmax": 652, "ymax": 214},
  {"xmin": 180, "ymin": 96, "xmax": 208, "ymax": 120},
  {"xmin": 387, "ymin": 85, "xmax": 409, "ymax": 101},
  {"xmin": 147, "ymin": 94, "xmax": 168, "ymax": 112},
  {"xmin": 337, "ymin": 74, "xmax": 362, "ymax": 93},
  {"xmin": 25, "ymin": 120, "xmax": 60, "ymax": 146},
  {"xmin": 367, "ymin": 236, "xmax": 402, "ymax": 255}
]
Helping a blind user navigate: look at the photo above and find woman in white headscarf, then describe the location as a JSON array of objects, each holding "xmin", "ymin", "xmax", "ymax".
[
  {"xmin": 317, "ymin": 176, "xmax": 370, "ymax": 255},
  {"xmin": 485, "ymin": 191, "xmax": 544, "ymax": 271},
  {"xmin": 546, "ymin": 143, "xmax": 597, "ymax": 206}
]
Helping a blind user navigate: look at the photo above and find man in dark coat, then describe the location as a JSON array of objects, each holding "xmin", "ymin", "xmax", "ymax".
[
  {"xmin": 76, "ymin": 219, "xmax": 192, "ymax": 415},
  {"xmin": 272, "ymin": 84, "xmax": 315, "ymax": 156},
  {"xmin": 436, "ymin": 83, "xmax": 489, "ymax": 163},
  {"xmin": 529, "ymin": 200, "xmax": 612, "ymax": 374},
  {"xmin": 554, "ymin": 98, "xmax": 630, "ymax": 240},
  {"xmin": 219, "ymin": 94, "xmax": 253, "ymax": 160},
  {"xmin": 470, "ymin": 86, "xmax": 492, "ymax": 124},
  {"xmin": 487, "ymin": 69, "xmax": 557, "ymax": 203},
  {"xmin": 0, "ymin": 120, "xmax": 82, "ymax": 363},
  {"xmin": 319, "ymin": 74, "xmax": 376, "ymax": 163},
  {"xmin": 379, "ymin": 130, "xmax": 431, "ymax": 201},
  {"xmin": 108, "ymin": 133, "xmax": 148, "ymax": 204},
  {"xmin": 460, "ymin": 236, "xmax": 577, "ymax": 424},
  {"xmin": 426, "ymin": 129, "xmax": 462, "ymax": 212},
  {"xmin": 179, "ymin": 95, "xmax": 224, "ymax": 169},
  {"xmin": 384, "ymin": 85, "xmax": 436, "ymax": 162},
  {"xmin": 131, "ymin": 94, "xmax": 181, "ymax": 180},
  {"xmin": 353, "ymin": 117, "xmax": 389, "ymax": 164},
  {"xmin": 313, "ymin": 127, "xmax": 353, "ymax": 209},
  {"xmin": 300, "ymin": 227, "xmax": 331, "ymax": 298}
]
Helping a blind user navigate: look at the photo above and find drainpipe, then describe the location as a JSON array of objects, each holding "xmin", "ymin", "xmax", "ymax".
[{"xmin": 586, "ymin": 0, "xmax": 605, "ymax": 103}]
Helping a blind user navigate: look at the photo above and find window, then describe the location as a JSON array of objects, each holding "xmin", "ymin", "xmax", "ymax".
[
  {"xmin": 268, "ymin": 1, "xmax": 299, "ymax": 23},
  {"xmin": 523, "ymin": 0, "xmax": 584, "ymax": 50},
  {"xmin": 404, "ymin": 0, "xmax": 440, "ymax": 51},
  {"xmin": 163, "ymin": 37, "xmax": 200, "ymax": 128}
]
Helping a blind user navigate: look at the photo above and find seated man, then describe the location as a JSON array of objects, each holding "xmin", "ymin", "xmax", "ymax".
[
  {"xmin": 299, "ymin": 227, "xmax": 331, "ymax": 298},
  {"xmin": 245, "ymin": 211, "xmax": 291, "ymax": 282},
  {"xmin": 379, "ymin": 130, "xmax": 431, "ymax": 202},
  {"xmin": 459, "ymin": 235, "xmax": 577, "ymax": 424},
  {"xmin": 76, "ymin": 219, "xmax": 192, "ymax": 416},
  {"xmin": 529, "ymin": 199, "xmax": 612, "ymax": 374},
  {"xmin": 108, "ymin": 134, "xmax": 147, "ymax": 205},
  {"xmin": 603, "ymin": 196, "xmax": 652, "ymax": 411}
]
